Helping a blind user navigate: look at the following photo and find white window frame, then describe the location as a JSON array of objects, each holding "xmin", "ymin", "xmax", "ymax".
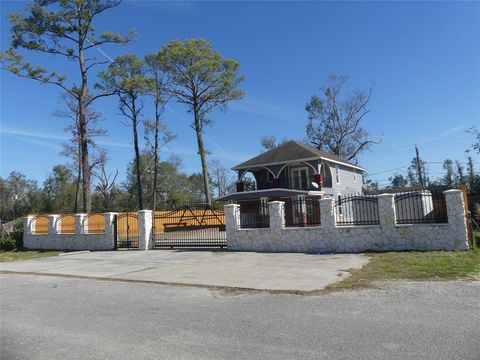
[
  {"xmin": 335, "ymin": 165, "xmax": 340, "ymax": 184},
  {"xmin": 290, "ymin": 166, "xmax": 309, "ymax": 190}
]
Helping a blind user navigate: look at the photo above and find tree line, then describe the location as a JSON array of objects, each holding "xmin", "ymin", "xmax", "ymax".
[
  {"xmin": 0, "ymin": 154, "xmax": 235, "ymax": 222},
  {"xmin": 364, "ymin": 154, "xmax": 480, "ymax": 193}
]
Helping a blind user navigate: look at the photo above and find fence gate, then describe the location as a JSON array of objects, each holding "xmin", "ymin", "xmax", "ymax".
[
  {"xmin": 153, "ymin": 203, "xmax": 227, "ymax": 248},
  {"xmin": 114, "ymin": 213, "xmax": 139, "ymax": 249}
]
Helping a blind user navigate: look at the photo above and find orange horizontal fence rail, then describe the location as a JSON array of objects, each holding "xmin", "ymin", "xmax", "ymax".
[
  {"xmin": 32, "ymin": 215, "xmax": 49, "ymax": 234},
  {"xmin": 57, "ymin": 214, "xmax": 76, "ymax": 234},
  {"xmin": 153, "ymin": 209, "xmax": 225, "ymax": 233}
]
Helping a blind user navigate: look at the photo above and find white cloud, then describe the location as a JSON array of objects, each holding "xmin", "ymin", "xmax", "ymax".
[{"xmin": 0, "ymin": 127, "xmax": 132, "ymax": 149}]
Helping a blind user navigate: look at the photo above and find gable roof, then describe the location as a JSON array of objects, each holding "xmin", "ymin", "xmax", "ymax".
[{"xmin": 233, "ymin": 140, "xmax": 366, "ymax": 171}]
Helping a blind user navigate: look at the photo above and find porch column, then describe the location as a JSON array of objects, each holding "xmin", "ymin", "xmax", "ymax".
[{"xmin": 138, "ymin": 210, "xmax": 153, "ymax": 250}]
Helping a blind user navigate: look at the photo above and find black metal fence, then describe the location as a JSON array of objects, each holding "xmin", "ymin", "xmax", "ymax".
[
  {"xmin": 394, "ymin": 191, "xmax": 448, "ymax": 224},
  {"xmin": 152, "ymin": 202, "xmax": 227, "ymax": 248},
  {"xmin": 238, "ymin": 201, "xmax": 270, "ymax": 228},
  {"xmin": 284, "ymin": 198, "xmax": 321, "ymax": 227},
  {"xmin": 335, "ymin": 194, "xmax": 380, "ymax": 226}
]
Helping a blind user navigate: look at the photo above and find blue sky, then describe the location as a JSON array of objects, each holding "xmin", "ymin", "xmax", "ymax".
[{"xmin": 1, "ymin": 0, "xmax": 479, "ymax": 188}]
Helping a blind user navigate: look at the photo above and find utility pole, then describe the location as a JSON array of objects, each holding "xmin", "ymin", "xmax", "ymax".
[
  {"xmin": 467, "ymin": 157, "xmax": 475, "ymax": 190},
  {"xmin": 415, "ymin": 145, "xmax": 425, "ymax": 190}
]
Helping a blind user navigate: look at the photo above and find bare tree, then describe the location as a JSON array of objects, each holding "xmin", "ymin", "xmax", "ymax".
[
  {"xmin": 306, "ymin": 75, "xmax": 381, "ymax": 162},
  {"xmin": 260, "ymin": 135, "xmax": 289, "ymax": 152},
  {"xmin": 92, "ymin": 155, "xmax": 118, "ymax": 211},
  {"xmin": 53, "ymin": 93, "xmax": 105, "ymax": 212},
  {"xmin": 209, "ymin": 159, "xmax": 234, "ymax": 197},
  {"xmin": 467, "ymin": 127, "xmax": 480, "ymax": 154}
]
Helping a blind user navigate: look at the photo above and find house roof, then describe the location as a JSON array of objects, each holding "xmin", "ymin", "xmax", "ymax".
[{"xmin": 233, "ymin": 140, "xmax": 366, "ymax": 172}]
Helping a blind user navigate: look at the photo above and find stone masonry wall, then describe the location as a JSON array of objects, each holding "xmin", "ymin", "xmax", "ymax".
[
  {"xmin": 24, "ymin": 212, "xmax": 118, "ymax": 251},
  {"xmin": 225, "ymin": 190, "xmax": 469, "ymax": 253}
]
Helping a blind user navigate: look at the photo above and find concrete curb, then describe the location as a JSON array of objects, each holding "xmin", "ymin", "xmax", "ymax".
[
  {"xmin": 58, "ymin": 251, "xmax": 91, "ymax": 256},
  {"xmin": 0, "ymin": 270, "xmax": 340, "ymax": 296}
]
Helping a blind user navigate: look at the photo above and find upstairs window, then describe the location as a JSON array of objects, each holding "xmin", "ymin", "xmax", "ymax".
[
  {"xmin": 353, "ymin": 169, "xmax": 357, "ymax": 182},
  {"xmin": 291, "ymin": 167, "xmax": 309, "ymax": 190},
  {"xmin": 335, "ymin": 165, "xmax": 340, "ymax": 184}
]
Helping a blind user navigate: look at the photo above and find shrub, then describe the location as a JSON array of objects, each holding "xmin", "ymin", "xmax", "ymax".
[
  {"xmin": 0, "ymin": 228, "xmax": 24, "ymax": 250},
  {"xmin": 474, "ymin": 231, "xmax": 480, "ymax": 248},
  {"xmin": 1, "ymin": 235, "xmax": 16, "ymax": 250}
]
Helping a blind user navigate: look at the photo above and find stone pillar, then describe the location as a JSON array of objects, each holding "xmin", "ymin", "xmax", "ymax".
[
  {"xmin": 444, "ymin": 189, "xmax": 469, "ymax": 250},
  {"xmin": 24, "ymin": 215, "xmax": 34, "ymax": 235},
  {"xmin": 224, "ymin": 204, "xmax": 239, "ymax": 228},
  {"xmin": 48, "ymin": 215, "xmax": 59, "ymax": 235},
  {"xmin": 104, "ymin": 212, "xmax": 117, "ymax": 234},
  {"xmin": 377, "ymin": 194, "xmax": 396, "ymax": 227},
  {"xmin": 224, "ymin": 203, "xmax": 240, "ymax": 243},
  {"xmin": 319, "ymin": 198, "xmax": 335, "ymax": 230},
  {"xmin": 268, "ymin": 201, "xmax": 285, "ymax": 230},
  {"xmin": 75, "ymin": 214, "xmax": 86, "ymax": 235},
  {"xmin": 138, "ymin": 210, "xmax": 153, "ymax": 250}
]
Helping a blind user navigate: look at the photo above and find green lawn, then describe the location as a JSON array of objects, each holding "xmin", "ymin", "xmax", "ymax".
[
  {"xmin": 328, "ymin": 247, "xmax": 480, "ymax": 291},
  {"xmin": 0, "ymin": 250, "xmax": 61, "ymax": 262}
]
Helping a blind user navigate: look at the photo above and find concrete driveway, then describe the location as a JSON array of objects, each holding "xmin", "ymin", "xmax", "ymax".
[{"xmin": 0, "ymin": 250, "xmax": 369, "ymax": 291}]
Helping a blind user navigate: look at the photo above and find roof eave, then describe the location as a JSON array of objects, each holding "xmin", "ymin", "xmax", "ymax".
[{"xmin": 232, "ymin": 156, "xmax": 366, "ymax": 172}]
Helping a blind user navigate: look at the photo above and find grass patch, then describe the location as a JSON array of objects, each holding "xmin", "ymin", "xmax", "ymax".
[
  {"xmin": 0, "ymin": 249, "xmax": 61, "ymax": 262},
  {"xmin": 327, "ymin": 248, "xmax": 480, "ymax": 292}
]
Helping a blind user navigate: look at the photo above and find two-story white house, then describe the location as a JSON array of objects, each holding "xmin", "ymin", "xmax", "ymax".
[
  {"xmin": 218, "ymin": 140, "xmax": 365, "ymax": 202},
  {"xmin": 217, "ymin": 140, "xmax": 366, "ymax": 227}
]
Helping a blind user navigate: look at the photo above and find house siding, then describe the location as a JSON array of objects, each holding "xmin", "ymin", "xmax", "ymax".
[{"xmin": 324, "ymin": 162, "xmax": 363, "ymax": 196}]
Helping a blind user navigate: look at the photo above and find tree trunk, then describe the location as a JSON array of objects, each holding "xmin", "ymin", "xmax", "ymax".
[
  {"xmin": 194, "ymin": 110, "xmax": 212, "ymax": 206},
  {"xmin": 78, "ymin": 38, "xmax": 91, "ymax": 213},
  {"xmin": 150, "ymin": 100, "xmax": 160, "ymax": 211},
  {"xmin": 74, "ymin": 141, "xmax": 81, "ymax": 213},
  {"xmin": 132, "ymin": 102, "xmax": 143, "ymax": 210}
]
